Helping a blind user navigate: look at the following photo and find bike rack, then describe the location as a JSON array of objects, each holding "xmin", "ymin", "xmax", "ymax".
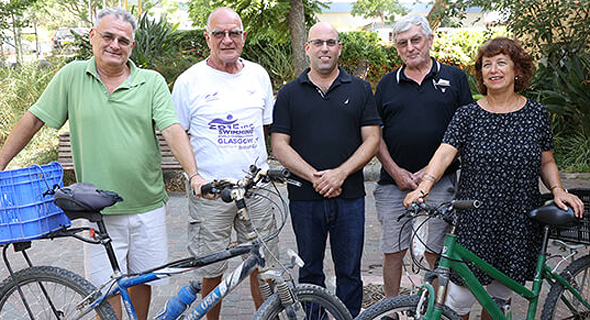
[
  {"xmin": 3, "ymin": 242, "xmax": 38, "ymax": 319},
  {"xmin": 1, "ymin": 227, "xmax": 102, "ymax": 320}
]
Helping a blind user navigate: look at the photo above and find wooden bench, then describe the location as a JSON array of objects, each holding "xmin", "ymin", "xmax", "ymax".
[{"xmin": 58, "ymin": 131, "xmax": 183, "ymax": 171}]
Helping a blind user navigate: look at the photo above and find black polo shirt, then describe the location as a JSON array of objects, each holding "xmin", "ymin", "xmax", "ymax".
[
  {"xmin": 272, "ymin": 67, "xmax": 382, "ymax": 201},
  {"xmin": 375, "ymin": 58, "xmax": 473, "ymax": 185}
]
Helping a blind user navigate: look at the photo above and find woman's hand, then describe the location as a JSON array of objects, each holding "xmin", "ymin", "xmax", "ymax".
[
  {"xmin": 403, "ymin": 188, "xmax": 429, "ymax": 208},
  {"xmin": 553, "ymin": 188, "xmax": 585, "ymax": 218}
]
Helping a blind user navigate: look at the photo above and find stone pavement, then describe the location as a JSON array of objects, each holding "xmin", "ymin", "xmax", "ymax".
[{"xmin": 1, "ymin": 177, "xmax": 589, "ymax": 319}]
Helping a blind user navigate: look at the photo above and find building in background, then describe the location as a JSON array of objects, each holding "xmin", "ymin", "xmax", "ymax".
[{"xmin": 316, "ymin": 0, "xmax": 499, "ymax": 42}]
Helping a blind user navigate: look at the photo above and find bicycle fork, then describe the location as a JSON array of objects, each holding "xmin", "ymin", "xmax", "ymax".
[{"xmin": 257, "ymin": 249, "xmax": 306, "ymax": 320}]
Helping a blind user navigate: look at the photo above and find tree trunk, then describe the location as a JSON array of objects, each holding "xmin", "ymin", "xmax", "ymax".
[
  {"xmin": 11, "ymin": 12, "xmax": 21, "ymax": 65},
  {"xmin": 288, "ymin": 0, "xmax": 307, "ymax": 77},
  {"xmin": 427, "ymin": 0, "xmax": 447, "ymax": 31}
]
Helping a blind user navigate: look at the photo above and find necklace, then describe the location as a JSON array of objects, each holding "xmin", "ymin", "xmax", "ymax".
[{"xmin": 481, "ymin": 95, "xmax": 524, "ymax": 113}]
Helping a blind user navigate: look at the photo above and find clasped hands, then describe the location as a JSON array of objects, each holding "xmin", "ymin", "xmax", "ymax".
[{"xmin": 312, "ymin": 168, "xmax": 345, "ymax": 198}]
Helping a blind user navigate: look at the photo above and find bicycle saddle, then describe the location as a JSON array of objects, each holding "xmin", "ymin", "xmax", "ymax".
[
  {"xmin": 528, "ymin": 201, "xmax": 577, "ymax": 226},
  {"xmin": 54, "ymin": 183, "xmax": 123, "ymax": 222}
]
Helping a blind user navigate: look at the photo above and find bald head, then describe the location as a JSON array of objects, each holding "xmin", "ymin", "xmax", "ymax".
[
  {"xmin": 207, "ymin": 7, "xmax": 243, "ymax": 32},
  {"xmin": 308, "ymin": 22, "xmax": 339, "ymax": 41},
  {"xmin": 305, "ymin": 22, "xmax": 341, "ymax": 76}
]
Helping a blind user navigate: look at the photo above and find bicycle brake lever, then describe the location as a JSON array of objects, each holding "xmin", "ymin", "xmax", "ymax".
[
  {"xmin": 286, "ymin": 178, "xmax": 302, "ymax": 187},
  {"xmin": 287, "ymin": 249, "xmax": 305, "ymax": 268}
]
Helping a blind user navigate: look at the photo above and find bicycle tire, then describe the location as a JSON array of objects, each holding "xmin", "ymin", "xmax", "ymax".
[
  {"xmin": 541, "ymin": 254, "xmax": 590, "ymax": 320},
  {"xmin": 356, "ymin": 295, "xmax": 461, "ymax": 320},
  {"xmin": 0, "ymin": 265, "xmax": 117, "ymax": 320},
  {"xmin": 252, "ymin": 283, "xmax": 353, "ymax": 320}
]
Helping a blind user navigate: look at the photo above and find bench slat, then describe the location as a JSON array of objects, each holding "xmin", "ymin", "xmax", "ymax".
[{"xmin": 58, "ymin": 132, "xmax": 184, "ymax": 171}]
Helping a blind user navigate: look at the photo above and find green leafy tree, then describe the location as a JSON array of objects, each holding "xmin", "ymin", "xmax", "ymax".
[
  {"xmin": 0, "ymin": 0, "xmax": 40, "ymax": 64},
  {"xmin": 187, "ymin": 0, "xmax": 324, "ymax": 77},
  {"xmin": 351, "ymin": 0, "xmax": 407, "ymax": 28},
  {"xmin": 428, "ymin": 0, "xmax": 590, "ymax": 62},
  {"xmin": 187, "ymin": 0, "xmax": 323, "ymax": 41}
]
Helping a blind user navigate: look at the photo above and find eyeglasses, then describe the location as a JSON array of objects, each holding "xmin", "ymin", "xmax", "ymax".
[
  {"xmin": 308, "ymin": 39, "xmax": 339, "ymax": 47},
  {"xmin": 210, "ymin": 30, "xmax": 244, "ymax": 40},
  {"xmin": 395, "ymin": 36, "xmax": 423, "ymax": 48},
  {"xmin": 98, "ymin": 31, "xmax": 132, "ymax": 47}
]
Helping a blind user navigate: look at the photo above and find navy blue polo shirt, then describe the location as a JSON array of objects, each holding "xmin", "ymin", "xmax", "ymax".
[
  {"xmin": 375, "ymin": 58, "xmax": 473, "ymax": 185},
  {"xmin": 272, "ymin": 67, "xmax": 382, "ymax": 201}
]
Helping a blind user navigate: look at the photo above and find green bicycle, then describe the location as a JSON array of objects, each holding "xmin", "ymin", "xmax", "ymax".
[{"xmin": 356, "ymin": 190, "xmax": 590, "ymax": 320}]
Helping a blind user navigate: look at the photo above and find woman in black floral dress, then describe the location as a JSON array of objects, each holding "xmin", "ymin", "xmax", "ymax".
[{"xmin": 403, "ymin": 38, "xmax": 584, "ymax": 320}]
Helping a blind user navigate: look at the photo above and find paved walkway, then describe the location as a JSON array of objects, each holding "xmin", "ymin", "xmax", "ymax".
[{"xmin": 1, "ymin": 178, "xmax": 589, "ymax": 319}]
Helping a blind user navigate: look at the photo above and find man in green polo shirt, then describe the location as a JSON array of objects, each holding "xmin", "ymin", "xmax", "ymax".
[{"xmin": 0, "ymin": 7, "xmax": 199, "ymax": 320}]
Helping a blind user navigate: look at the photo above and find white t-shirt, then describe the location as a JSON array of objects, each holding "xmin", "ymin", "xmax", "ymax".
[{"xmin": 173, "ymin": 58, "xmax": 274, "ymax": 181}]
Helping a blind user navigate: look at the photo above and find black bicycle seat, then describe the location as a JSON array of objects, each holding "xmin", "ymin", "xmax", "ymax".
[
  {"xmin": 54, "ymin": 183, "xmax": 123, "ymax": 222},
  {"xmin": 528, "ymin": 201, "xmax": 577, "ymax": 226}
]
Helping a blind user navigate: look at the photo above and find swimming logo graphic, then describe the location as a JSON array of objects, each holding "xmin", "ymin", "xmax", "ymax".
[{"xmin": 208, "ymin": 115, "xmax": 258, "ymax": 149}]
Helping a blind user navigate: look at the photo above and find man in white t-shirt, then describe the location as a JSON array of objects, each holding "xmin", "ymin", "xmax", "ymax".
[{"xmin": 172, "ymin": 7, "xmax": 277, "ymax": 320}]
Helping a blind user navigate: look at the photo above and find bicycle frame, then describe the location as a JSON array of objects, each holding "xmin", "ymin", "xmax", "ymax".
[
  {"xmin": 3, "ymin": 166, "xmax": 297, "ymax": 320},
  {"xmin": 75, "ymin": 244, "xmax": 262, "ymax": 320},
  {"xmin": 419, "ymin": 226, "xmax": 590, "ymax": 320}
]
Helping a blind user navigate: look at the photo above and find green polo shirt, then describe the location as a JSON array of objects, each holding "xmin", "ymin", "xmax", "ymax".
[{"xmin": 30, "ymin": 57, "xmax": 178, "ymax": 214}]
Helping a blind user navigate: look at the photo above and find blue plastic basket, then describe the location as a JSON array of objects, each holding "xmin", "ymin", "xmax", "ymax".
[{"xmin": 0, "ymin": 162, "xmax": 71, "ymax": 244}]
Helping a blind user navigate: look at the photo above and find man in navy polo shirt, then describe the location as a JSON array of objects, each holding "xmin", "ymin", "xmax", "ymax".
[
  {"xmin": 271, "ymin": 22, "xmax": 381, "ymax": 317},
  {"xmin": 374, "ymin": 14, "xmax": 473, "ymax": 302}
]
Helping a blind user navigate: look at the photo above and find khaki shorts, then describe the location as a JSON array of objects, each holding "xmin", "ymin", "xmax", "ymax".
[
  {"xmin": 187, "ymin": 186, "xmax": 280, "ymax": 278},
  {"xmin": 374, "ymin": 173, "xmax": 456, "ymax": 254}
]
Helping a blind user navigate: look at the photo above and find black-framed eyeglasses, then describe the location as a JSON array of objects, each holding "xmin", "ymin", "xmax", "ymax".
[
  {"xmin": 307, "ymin": 39, "xmax": 339, "ymax": 47},
  {"xmin": 98, "ymin": 31, "xmax": 132, "ymax": 47},
  {"xmin": 210, "ymin": 29, "xmax": 244, "ymax": 40}
]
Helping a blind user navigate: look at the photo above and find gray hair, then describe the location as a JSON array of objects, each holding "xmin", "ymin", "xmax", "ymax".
[
  {"xmin": 96, "ymin": 7, "xmax": 137, "ymax": 33},
  {"xmin": 392, "ymin": 14, "xmax": 432, "ymax": 43},
  {"xmin": 206, "ymin": 7, "xmax": 243, "ymax": 33}
]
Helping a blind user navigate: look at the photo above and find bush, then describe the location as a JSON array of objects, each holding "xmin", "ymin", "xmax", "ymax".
[
  {"xmin": 131, "ymin": 13, "xmax": 181, "ymax": 70},
  {"xmin": 0, "ymin": 58, "xmax": 66, "ymax": 169},
  {"xmin": 553, "ymin": 133, "xmax": 590, "ymax": 173},
  {"xmin": 242, "ymin": 34, "xmax": 295, "ymax": 90},
  {"xmin": 533, "ymin": 53, "xmax": 590, "ymax": 172},
  {"xmin": 339, "ymin": 31, "xmax": 401, "ymax": 87},
  {"xmin": 71, "ymin": 13, "xmax": 183, "ymax": 73},
  {"xmin": 432, "ymin": 27, "xmax": 509, "ymax": 70}
]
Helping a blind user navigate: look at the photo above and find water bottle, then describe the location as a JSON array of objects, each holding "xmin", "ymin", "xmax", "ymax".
[{"xmin": 155, "ymin": 281, "xmax": 201, "ymax": 320}]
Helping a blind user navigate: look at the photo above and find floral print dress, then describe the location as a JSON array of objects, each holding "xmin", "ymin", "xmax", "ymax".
[{"xmin": 442, "ymin": 99, "xmax": 553, "ymax": 285}]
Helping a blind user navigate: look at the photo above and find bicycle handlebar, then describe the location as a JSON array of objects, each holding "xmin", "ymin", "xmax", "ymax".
[
  {"xmin": 453, "ymin": 200, "xmax": 481, "ymax": 210},
  {"xmin": 200, "ymin": 183, "xmax": 216, "ymax": 195},
  {"xmin": 200, "ymin": 165, "xmax": 295, "ymax": 200},
  {"xmin": 401, "ymin": 199, "xmax": 481, "ymax": 221}
]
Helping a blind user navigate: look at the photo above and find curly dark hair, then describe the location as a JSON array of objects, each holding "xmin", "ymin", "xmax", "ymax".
[{"xmin": 474, "ymin": 37, "xmax": 533, "ymax": 95}]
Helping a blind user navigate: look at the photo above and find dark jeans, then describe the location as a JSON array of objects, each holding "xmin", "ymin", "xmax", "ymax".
[{"xmin": 289, "ymin": 197, "xmax": 365, "ymax": 317}]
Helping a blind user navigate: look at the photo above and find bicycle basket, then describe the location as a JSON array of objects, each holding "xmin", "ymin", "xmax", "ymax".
[
  {"xmin": 544, "ymin": 188, "xmax": 590, "ymax": 245},
  {"xmin": 0, "ymin": 162, "xmax": 71, "ymax": 244}
]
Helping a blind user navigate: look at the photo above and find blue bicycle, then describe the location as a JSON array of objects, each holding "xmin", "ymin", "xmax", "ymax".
[{"xmin": 0, "ymin": 165, "xmax": 352, "ymax": 320}]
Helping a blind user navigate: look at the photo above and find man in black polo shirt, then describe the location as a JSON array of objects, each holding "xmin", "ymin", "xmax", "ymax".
[
  {"xmin": 271, "ymin": 22, "xmax": 381, "ymax": 317},
  {"xmin": 374, "ymin": 14, "xmax": 473, "ymax": 301}
]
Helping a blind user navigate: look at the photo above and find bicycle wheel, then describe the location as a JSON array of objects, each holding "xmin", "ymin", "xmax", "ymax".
[
  {"xmin": 0, "ymin": 266, "xmax": 117, "ymax": 320},
  {"xmin": 356, "ymin": 295, "xmax": 461, "ymax": 320},
  {"xmin": 541, "ymin": 254, "xmax": 590, "ymax": 320},
  {"xmin": 252, "ymin": 283, "xmax": 353, "ymax": 320}
]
